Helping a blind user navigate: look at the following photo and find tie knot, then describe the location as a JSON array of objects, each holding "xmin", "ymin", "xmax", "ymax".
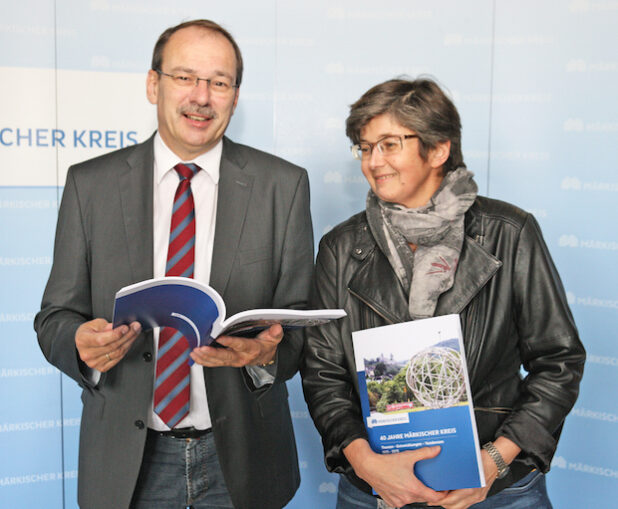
[{"xmin": 174, "ymin": 163, "xmax": 200, "ymax": 181}]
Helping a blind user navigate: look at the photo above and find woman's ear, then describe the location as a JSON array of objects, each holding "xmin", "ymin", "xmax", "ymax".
[{"xmin": 430, "ymin": 140, "xmax": 451, "ymax": 169}]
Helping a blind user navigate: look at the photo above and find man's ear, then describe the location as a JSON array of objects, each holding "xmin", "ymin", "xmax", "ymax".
[
  {"xmin": 146, "ymin": 70, "xmax": 159, "ymax": 105},
  {"xmin": 430, "ymin": 140, "xmax": 451, "ymax": 169},
  {"xmin": 231, "ymin": 87, "xmax": 240, "ymax": 114}
]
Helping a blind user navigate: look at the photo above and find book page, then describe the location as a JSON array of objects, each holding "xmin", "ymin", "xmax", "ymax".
[{"xmin": 216, "ymin": 309, "xmax": 347, "ymax": 337}]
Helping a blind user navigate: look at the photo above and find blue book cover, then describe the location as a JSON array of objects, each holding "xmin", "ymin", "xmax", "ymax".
[
  {"xmin": 113, "ymin": 276, "xmax": 346, "ymax": 364},
  {"xmin": 352, "ymin": 314, "xmax": 485, "ymax": 491}
]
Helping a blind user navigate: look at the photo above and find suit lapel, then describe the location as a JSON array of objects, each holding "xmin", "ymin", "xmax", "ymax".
[
  {"xmin": 210, "ymin": 138, "xmax": 254, "ymax": 296},
  {"xmin": 119, "ymin": 137, "xmax": 155, "ymax": 283}
]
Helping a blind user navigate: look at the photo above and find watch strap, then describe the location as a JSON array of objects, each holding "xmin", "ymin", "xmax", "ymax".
[{"xmin": 483, "ymin": 441, "xmax": 510, "ymax": 479}]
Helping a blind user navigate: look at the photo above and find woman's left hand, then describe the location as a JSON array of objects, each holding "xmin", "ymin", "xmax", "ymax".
[
  {"xmin": 434, "ymin": 449, "xmax": 495, "ymax": 508},
  {"xmin": 438, "ymin": 437, "xmax": 521, "ymax": 509}
]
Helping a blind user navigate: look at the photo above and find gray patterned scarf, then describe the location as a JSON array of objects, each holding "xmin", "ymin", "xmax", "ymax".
[{"xmin": 366, "ymin": 167, "xmax": 478, "ymax": 319}]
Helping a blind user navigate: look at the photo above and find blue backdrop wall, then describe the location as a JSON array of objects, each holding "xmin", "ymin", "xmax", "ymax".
[{"xmin": 1, "ymin": 1, "xmax": 616, "ymax": 508}]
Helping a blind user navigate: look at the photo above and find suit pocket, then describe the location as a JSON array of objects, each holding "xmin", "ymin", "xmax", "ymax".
[
  {"xmin": 256, "ymin": 382, "xmax": 289, "ymax": 420},
  {"xmin": 81, "ymin": 387, "xmax": 106, "ymax": 420}
]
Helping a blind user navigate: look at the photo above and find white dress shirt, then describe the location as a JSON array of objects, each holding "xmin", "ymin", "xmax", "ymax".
[{"xmin": 149, "ymin": 132, "xmax": 220, "ymax": 431}]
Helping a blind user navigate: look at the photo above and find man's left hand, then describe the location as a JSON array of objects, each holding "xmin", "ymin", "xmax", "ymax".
[{"xmin": 190, "ymin": 323, "xmax": 283, "ymax": 368}]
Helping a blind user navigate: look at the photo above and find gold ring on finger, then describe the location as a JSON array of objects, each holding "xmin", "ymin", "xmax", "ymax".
[{"xmin": 106, "ymin": 352, "xmax": 111, "ymax": 362}]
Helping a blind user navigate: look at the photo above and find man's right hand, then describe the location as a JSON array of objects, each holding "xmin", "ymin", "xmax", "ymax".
[
  {"xmin": 343, "ymin": 438, "xmax": 448, "ymax": 508},
  {"xmin": 75, "ymin": 318, "xmax": 141, "ymax": 372}
]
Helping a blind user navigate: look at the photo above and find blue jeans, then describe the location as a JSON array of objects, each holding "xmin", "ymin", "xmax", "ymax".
[
  {"xmin": 130, "ymin": 430, "xmax": 234, "ymax": 509},
  {"xmin": 469, "ymin": 470, "xmax": 552, "ymax": 509},
  {"xmin": 336, "ymin": 469, "xmax": 552, "ymax": 509}
]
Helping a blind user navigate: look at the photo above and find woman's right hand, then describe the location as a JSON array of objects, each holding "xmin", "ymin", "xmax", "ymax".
[{"xmin": 343, "ymin": 439, "xmax": 448, "ymax": 508}]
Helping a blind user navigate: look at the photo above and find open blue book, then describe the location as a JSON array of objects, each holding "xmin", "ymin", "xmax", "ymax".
[
  {"xmin": 352, "ymin": 314, "xmax": 485, "ymax": 491},
  {"xmin": 113, "ymin": 276, "xmax": 346, "ymax": 354}
]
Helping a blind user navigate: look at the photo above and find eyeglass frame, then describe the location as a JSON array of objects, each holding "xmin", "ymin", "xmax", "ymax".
[
  {"xmin": 351, "ymin": 134, "xmax": 419, "ymax": 160},
  {"xmin": 154, "ymin": 69, "xmax": 239, "ymax": 93}
]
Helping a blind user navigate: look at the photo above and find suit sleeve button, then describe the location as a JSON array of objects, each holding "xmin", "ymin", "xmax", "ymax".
[
  {"xmin": 134, "ymin": 420, "xmax": 145, "ymax": 429},
  {"xmin": 143, "ymin": 352, "xmax": 152, "ymax": 362}
]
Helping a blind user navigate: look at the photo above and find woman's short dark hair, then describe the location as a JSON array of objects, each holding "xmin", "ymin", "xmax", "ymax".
[
  {"xmin": 151, "ymin": 19, "xmax": 244, "ymax": 87},
  {"xmin": 346, "ymin": 77, "xmax": 465, "ymax": 173}
]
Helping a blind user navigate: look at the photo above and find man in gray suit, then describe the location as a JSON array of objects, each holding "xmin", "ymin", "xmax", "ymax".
[{"xmin": 34, "ymin": 19, "xmax": 313, "ymax": 509}]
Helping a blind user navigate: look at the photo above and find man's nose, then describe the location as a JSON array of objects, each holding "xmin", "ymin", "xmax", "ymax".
[{"xmin": 189, "ymin": 79, "xmax": 212, "ymax": 104}]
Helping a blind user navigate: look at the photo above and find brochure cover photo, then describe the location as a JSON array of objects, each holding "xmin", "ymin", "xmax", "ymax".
[
  {"xmin": 112, "ymin": 277, "xmax": 346, "ymax": 359},
  {"xmin": 352, "ymin": 314, "xmax": 485, "ymax": 491}
]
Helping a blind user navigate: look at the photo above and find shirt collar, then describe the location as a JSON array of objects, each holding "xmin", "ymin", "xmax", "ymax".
[{"xmin": 153, "ymin": 132, "xmax": 222, "ymax": 185}]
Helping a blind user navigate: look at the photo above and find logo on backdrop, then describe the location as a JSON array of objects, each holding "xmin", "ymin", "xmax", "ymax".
[
  {"xmin": 464, "ymin": 149, "xmax": 550, "ymax": 162},
  {"xmin": 327, "ymin": 7, "xmax": 432, "ymax": 21},
  {"xmin": 551, "ymin": 456, "xmax": 618, "ymax": 479},
  {"xmin": 563, "ymin": 118, "xmax": 618, "ymax": 132},
  {"xmin": 444, "ymin": 33, "xmax": 553, "ymax": 46},
  {"xmin": 0, "ymin": 127, "xmax": 138, "ymax": 149},
  {"xmin": 0, "ymin": 470, "xmax": 78, "ymax": 487},
  {"xmin": 324, "ymin": 62, "xmax": 418, "ymax": 78},
  {"xmin": 571, "ymin": 407, "xmax": 618, "ymax": 423},
  {"xmin": 0, "ymin": 257, "xmax": 51, "ymax": 267},
  {"xmin": 318, "ymin": 482, "xmax": 337, "ymax": 493},
  {"xmin": 290, "ymin": 410, "xmax": 309, "ymax": 419},
  {"xmin": 0, "ymin": 312, "xmax": 36, "ymax": 323},
  {"xmin": 586, "ymin": 354, "xmax": 618, "ymax": 367},
  {"xmin": 0, "ymin": 418, "xmax": 80, "ymax": 433},
  {"xmin": 569, "ymin": 0, "xmax": 618, "ymax": 13},
  {"xmin": 566, "ymin": 59, "xmax": 617, "ymax": 72},
  {"xmin": 0, "ymin": 199, "xmax": 58, "ymax": 209},
  {"xmin": 0, "ymin": 366, "xmax": 57, "ymax": 378},
  {"xmin": 323, "ymin": 171, "xmax": 365, "ymax": 185},
  {"xmin": 561, "ymin": 176, "xmax": 618, "ymax": 192},
  {"xmin": 526, "ymin": 208, "xmax": 547, "ymax": 218},
  {"xmin": 559, "ymin": 235, "xmax": 618, "ymax": 251},
  {"xmin": 324, "ymin": 171, "xmax": 343, "ymax": 184},
  {"xmin": 567, "ymin": 291, "xmax": 618, "ymax": 310}
]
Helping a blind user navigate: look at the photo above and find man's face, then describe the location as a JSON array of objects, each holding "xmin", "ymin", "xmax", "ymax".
[{"xmin": 146, "ymin": 26, "xmax": 239, "ymax": 160}]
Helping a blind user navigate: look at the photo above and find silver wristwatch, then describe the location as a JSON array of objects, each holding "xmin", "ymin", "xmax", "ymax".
[{"xmin": 482, "ymin": 441, "xmax": 510, "ymax": 479}]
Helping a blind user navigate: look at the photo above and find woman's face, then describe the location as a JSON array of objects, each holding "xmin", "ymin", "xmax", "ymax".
[{"xmin": 359, "ymin": 114, "xmax": 447, "ymax": 208}]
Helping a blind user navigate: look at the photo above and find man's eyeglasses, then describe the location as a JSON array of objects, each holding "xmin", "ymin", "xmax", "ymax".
[
  {"xmin": 155, "ymin": 69, "xmax": 238, "ymax": 95},
  {"xmin": 351, "ymin": 134, "xmax": 419, "ymax": 160}
]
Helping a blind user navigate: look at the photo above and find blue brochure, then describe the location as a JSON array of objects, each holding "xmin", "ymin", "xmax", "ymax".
[
  {"xmin": 352, "ymin": 314, "xmax": 485, "ymax": 491},
  {"xmin": 113, "ymin": 276, "xmax": 346, "ymax": 363}
]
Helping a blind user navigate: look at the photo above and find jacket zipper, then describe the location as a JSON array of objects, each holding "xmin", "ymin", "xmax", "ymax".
[{"xmin": 348, "ymin": 287, "xmax": 396, "ymax": 326}]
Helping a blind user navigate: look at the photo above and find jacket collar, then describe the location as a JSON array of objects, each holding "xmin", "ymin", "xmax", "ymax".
[{"xmin": 348, "ymin": 210, "xmax": 502, "ymax": 323}]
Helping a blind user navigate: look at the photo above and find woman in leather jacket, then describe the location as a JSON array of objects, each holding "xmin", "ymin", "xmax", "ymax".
[{"xmin": 301, "ymin": 78, "xmax": 585, "ymax": 509}]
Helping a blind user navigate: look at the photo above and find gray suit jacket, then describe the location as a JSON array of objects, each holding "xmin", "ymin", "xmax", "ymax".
[{"xmin": 35, "ymin": 135, "xmax": 314, "ymax": 509}]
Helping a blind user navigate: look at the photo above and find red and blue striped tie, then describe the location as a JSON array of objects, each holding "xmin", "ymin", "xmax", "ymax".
[{"xmin": 154, "ymin": 162, "xmax": 199, "ymax": 428}]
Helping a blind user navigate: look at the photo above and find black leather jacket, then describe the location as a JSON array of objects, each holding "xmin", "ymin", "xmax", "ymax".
[{"xmin": 301, "ymin": 196, "xmax": 585, "ymax": 497}]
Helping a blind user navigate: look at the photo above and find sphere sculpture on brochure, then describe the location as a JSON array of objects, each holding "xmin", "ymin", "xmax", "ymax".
[{"xmin": 406, "ymin": 346, "xmax": 465, "ymax": 409}]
